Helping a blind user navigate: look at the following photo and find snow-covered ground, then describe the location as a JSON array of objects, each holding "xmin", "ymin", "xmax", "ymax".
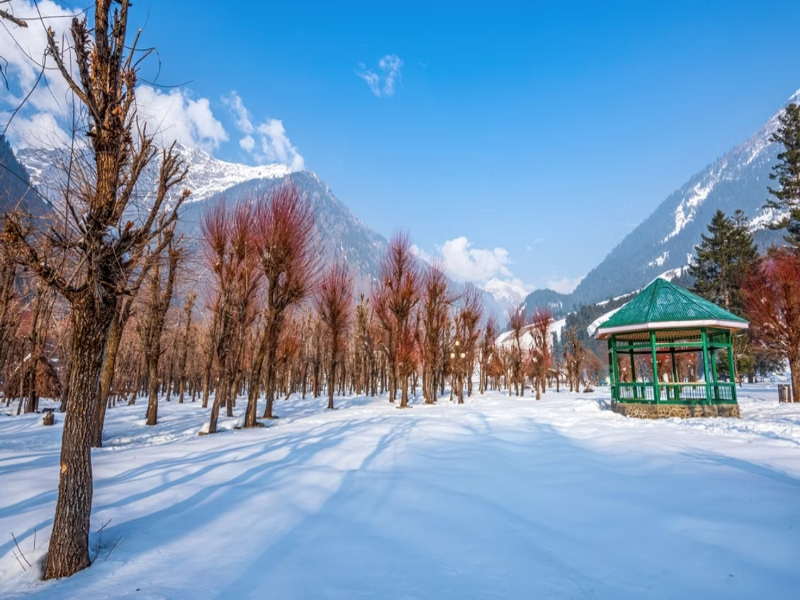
[{"xmin": 1, "ymin": 386, "xmax": 799, "ymax": 599}]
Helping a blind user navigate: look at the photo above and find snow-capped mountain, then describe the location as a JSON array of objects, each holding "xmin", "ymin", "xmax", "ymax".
[
  {"xmin": 481, "ymin": 278, "xmax": 527, "ymax": 314},
  {"xmin": 523, "ymin": 86, "xmax": 799, "ymax": 313},
  {"xmin": 178, "ymin": 168, "xmax": 388, "ymax": 291},
  {"xmin": 172, "ymin": 145, "xmax": 294, "ymax": 203},
  {"xmin": 16, "ymin": 143, "xmax": 389, "ymax": 292}
]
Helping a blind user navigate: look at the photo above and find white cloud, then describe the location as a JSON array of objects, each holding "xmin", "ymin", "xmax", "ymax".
[
  {"xmin": 239, "ymin": 135, "xmax": 256, "ymax": 152},
  {"xmin": 136, "ymin": 86, "xmax": 228, "ymax": 151},
  {"xmin": 0, "ymin": 0, "xmax": 80, "ymax": 144},
  {"xmin": 357, "ymin": 54, "xmax": 403, "ymax": 97},
  {"xmin": 7, "ymin": 112, "xmax": 70, "ymax": 149},
  {"xmin": 410, "ymin": 244, "xmax": 434, "ymax": 264},
  {"xmin": 223, "ymin": 91, "xmax": 304, "ymax": 171},
  {"xmin": 547, "ymin": 275, "xmax": 584, "ymax": 294},
  {"xmin": 439, "ymin": 236, "xmax": 512, "ymax": 282},
  {"xmin": 414, "ymin": 235, "xmax": 531, "ymax": 284},
  {"xmin": 0, "ymin": 2, "xmax": 228, "ymax": 153}
]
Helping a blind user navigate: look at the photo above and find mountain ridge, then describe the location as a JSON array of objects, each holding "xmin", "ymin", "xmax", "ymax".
[{"xmin": 522, "ymin": 87, "xmax": 799, "ymax": 315}]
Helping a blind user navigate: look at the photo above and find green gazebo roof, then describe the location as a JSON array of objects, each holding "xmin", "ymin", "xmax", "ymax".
[{"xmin": 594, "ymin": 278, "xmax": 748, "ymax": 338}]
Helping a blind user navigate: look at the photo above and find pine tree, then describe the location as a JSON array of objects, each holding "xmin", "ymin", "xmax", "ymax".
[
  {"xmin": 689, "ymin": 210, "xmax": 760, "ymax": 384},
  {"xmin": 766, "ymin": 103, "xmax": 800, "ymax": 247},
  {"xmin": 689, "ymin": 210, "xmax": 759, "ymax": 314}
]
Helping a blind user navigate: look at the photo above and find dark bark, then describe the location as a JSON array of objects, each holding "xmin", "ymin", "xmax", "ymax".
[{"xmin": 45, "ymin": 295, "xmax": 114, "ymax": 579}]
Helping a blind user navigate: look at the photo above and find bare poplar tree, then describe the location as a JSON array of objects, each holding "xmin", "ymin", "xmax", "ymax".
[
  {"xmin": 1, "ymin": 3, "xmax": 189, "ymax": 578},
  {"xmin": 246, "ymin": 186, "xmax": 318, "ymax": 425},
  {"xmin": 315, "ymin": 263, "xmax": 354, "ymax": 409},
  {"xmin": 177, "ymin": 292, "xmax": 197, "ymax": 403},
  {"xmin": 138, "ymin": 234, "xmax": 182, "ymax": 426}
]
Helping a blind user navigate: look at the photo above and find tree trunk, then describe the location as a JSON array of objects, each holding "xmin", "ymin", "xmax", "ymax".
[
  {"xmin": 327, "ymin": 360, "xmax": 336, "ymax": 410},
  {"xmin": 790, "ymin": 354, "xmax": 800, "ymax": 404},
  {"xmin": 261, "ymin": 322, "xmax": 281, "ymax": 419},
  {"xmin": 245, "ymin": 331, "xmax": 269, "ymax": 427},
  {"xmin": 92, "ymin": 310, "xmax": 124, "ymax": 447},
  {"xmin": 45, "ymin": 296, "xmax": 114, "ymax": 580},
  {"xmin": 145, "ymin": 353, "xmax": 159, "ymax": 426},
  {"xmin": 207, "ymin": 367, "xmax": 229, "ymax": 435}
]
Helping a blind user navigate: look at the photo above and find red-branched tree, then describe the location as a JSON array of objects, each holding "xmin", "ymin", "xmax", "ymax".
[
  {"xmin": 248, "ymin": 185, "xmax": 319, "ymax": 425},
  {"xmin": 373, "ymin": 233, "xmax": 420, "ymax": 408},
  {"xmin": 529, "ymin": 309, "xmax": 553, "ymax": 400},
  {"xmin": 315, "ymin": 263, "xmax": 354, "ymax": 409},
  {"xmin": 419, "ymin": 262, "xmax": 452, "ymax": 404},
  {"xmin": 507, "ymin": 309, "xmax": 527, "ymax": 396},
  {"xmin": 744, "ymin": 249, "xmax": 800, "ymax": 402},
  {"xmin": 202, "ymin": 202, "xmax": 261, "ymax": 434}
]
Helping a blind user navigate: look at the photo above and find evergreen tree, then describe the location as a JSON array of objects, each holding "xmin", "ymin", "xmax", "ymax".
[
  {"xmin": 689, "ymin": 209, "xmax": 759, "ymax": 315},
  {"xmin": 766, "ymin": 103, "xmax": 800, "ymax": 247},
  {"xmin": 689, "ymin": 210, "xmax": 760, "ymax": 384}
]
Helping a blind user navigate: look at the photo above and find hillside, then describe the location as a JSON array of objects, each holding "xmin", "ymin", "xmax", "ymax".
[{"xmin": 523, "ymin": 87, "xmax": 800, "ymax": 315}]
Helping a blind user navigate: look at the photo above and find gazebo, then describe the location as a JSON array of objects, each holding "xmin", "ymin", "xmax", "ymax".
[{"xmin": 594, "ymin": 278, "xmax": 748, "ymax": 419}]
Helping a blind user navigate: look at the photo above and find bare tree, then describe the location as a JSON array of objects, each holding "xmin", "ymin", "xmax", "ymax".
[
  {"xmin": 563, "ymin": 327, "xmax": 584, "ymax": 392},
  {"xmin": 419, "ymin": 263, "xmax": 452, "ymax": 404},
  {"xmin": 245, "ymin": 186, "xmax": 318, "ymax": 426},
  {"xmin": 176, "ymin": 292, "xmax": 197, "ymax": 403},
  {"xmin": 478, "ymin": 315, "xmax": 498, "ymax": 393},
  {"xmin": 507, "ymin": 308, "xmax": 526, "ymax": 396},
  {"xmin": 315, "ymin": 263, "xmax": 354, "ymax": 409},
  {"xmin": 528, "ymin": 309, "xmax": 553, "ymax": 400},
  {"xmin": 202, "ymin": 202, "xmax": 260, "ymax": 434},
  {"xmin": 138, "ymin": 234, "xmax": 182, "ymax": 426},
  {"xmin": 1, "ymin": 2, "xmax": 190, "ymax": 579},
  {"xmin": 373, "ymin": 233, "xmax": 420, "ymax": 408}
]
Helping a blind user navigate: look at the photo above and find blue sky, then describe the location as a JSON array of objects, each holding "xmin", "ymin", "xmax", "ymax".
[{"xmin": 7, "ymin": 0, "xmax": 800, "ymax": 294}]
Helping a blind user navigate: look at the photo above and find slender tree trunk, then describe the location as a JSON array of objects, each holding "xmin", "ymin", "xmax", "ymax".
[
  {"xmin": 145, "ymin": 353, "xmax": 160, "ymax": 426},
  {"xmin": 790, "ymin": 354, "xmax": 800, "ymax": 404},
  {"xmin": 92, "ymin": 310, "xmax": 124, "ymax": 446},
  {"xmin": 245, "ymin": 329, "xmax": 269, "ymax": 427},
  {"xmin": 327, "ymin": 360, "xmax": 336, "ymax": 410},
  {"xmin": 207, "ymin": 367, "xmax": 228, "ymax": 435},
  {"xmin": 262, "ymin": 322, "xmax": 281, "ymax": 419}
]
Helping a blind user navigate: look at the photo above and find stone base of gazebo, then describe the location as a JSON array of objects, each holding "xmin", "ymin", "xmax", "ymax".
[{"xmin": 611, "ymin": 401, "xmax": 740, "ymax": 419}]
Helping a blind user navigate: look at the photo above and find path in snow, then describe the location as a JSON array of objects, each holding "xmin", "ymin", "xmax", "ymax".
[{"xmin": 1, "ymin": 386, "xmax": 799, "ymax": 599}]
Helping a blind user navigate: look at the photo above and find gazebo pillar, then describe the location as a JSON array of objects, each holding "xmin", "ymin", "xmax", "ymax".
[
  {"xmin": 701, "ymin": 328, "xmax": 712, "ymax": 404},
  {"xmin": 649, "ymin": 330, "xmax": 660, "ymax": 403},
  {"xmin": 727, "ymin": 333, "xmax": 737, "ymax": 402}
]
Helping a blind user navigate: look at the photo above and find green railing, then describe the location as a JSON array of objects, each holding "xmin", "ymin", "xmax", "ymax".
[{"xmin": 614, "ymin": 382, "xmax": 737, "ymax": 404}]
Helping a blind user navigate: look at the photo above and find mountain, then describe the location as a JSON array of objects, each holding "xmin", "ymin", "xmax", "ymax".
[
  {"xmin": 481, "ymin": 278, "xmax": 528, "ymax": 316},
  {"xmin": 0, "ymin": 135, "xmax": 50, "ymax": 217},
  {"xmin": 178, "ymin": 168, "xmax": 388, "ymax": 291},
  {"xmin": 16, "ymin": 143, "xmax": 389, "ymax": 292},
  {"xmin": 522, "ymin": 87, "xmax": 799, "ymax": 315}
]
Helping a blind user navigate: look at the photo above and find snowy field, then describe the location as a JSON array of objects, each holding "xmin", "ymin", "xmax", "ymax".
[{"xmin": 1, "ymin": 386, "xmax": 799, "ymax": 599}]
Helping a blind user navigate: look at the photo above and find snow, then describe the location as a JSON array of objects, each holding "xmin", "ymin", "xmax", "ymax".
[
  {"xmin": 496, "ymin": 319, "xmax": 566, "ymax": 349},
  {"xmin": 663, "ymin": 177, "xmax": 719, "ymax": 243},
  {"xmin": 482, "ymin": 277, "xmax": 527, "ymax": 307},
  {"xmin": 647, "ymin": 251, "xmax": 669, "ymax": 268},
  {"xmin": 176, "ymin": 145, "xmax": 294, "ymax": 203},
  {"xmin": 2, "ymin": 387, "xmax": 800, "ymax": 599},
  {"xmin": 587, "ymin": 305, "xmax": 624, "ymax": 336}
]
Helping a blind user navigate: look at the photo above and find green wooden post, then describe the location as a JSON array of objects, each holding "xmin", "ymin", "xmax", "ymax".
[
  {"xmin": 670, "ymin": 347, "xmax": 679, "ymax": 401},
  {"xmin": 608, "ymin": 338, "xmax": 618, "ymax": 400},
  {"xmin": 726, "ymin": 332, "xmax": 737, "ymax": 403},
  {"xmin": 701, "ymin": 328, "xmax": 712, "ymax": 405},
  {"xmin": 710, "ymin": 346, "xmax": 719, "ymax": 401},
  {"xmin": 629, "ymin": 349, "xmax": 637, "ymax": 399},
  {"xmin": 650, "ymin": 330, "xmax": 660, "ymax": 403}
]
